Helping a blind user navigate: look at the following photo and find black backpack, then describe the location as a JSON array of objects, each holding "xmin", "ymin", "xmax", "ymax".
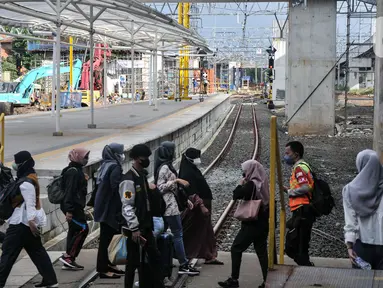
[
  {"xmin": 0, "ymin": 177, "xmax": 32, "ymax": 220},
  {"xmin": 0, "ymin": 163, "xmax": 14, "ymax": 190},
  {"xmin": 47, "ymin": 167, "xmax": 77, "ymax": 204},
  {"xmin": 300, "ymin": 163, "xmax": 335, "ymax": 217}
]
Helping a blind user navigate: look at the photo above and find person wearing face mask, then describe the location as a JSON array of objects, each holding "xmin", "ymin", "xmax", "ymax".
[
  {"xmin": 59, "ymin": 148, "xmax": 90, "ymax": 270},
  {"xmin": 120, "ymin": 144, "xmax": 164, "ymax": 288},
  {"xmin": 94, "ymin": 143, "xmax": 125, "ymax": 279},
  {"xmin": 218, "ymin": 160, "xmax": 269, "ymax": 288},
  {"xmin": 0, "ymin": 151, "xmax": 58, "ymax": 288},
  {"xmin": 283, "ymin": 141, "xmax": 315, "ymax": 266},
  {"xmin": 154, "ymin": 142, "xmax": 200, "ymax": 276},
  {"xmin": 179, "ymin": 148, "xmax": 223, "ymax": 265}
]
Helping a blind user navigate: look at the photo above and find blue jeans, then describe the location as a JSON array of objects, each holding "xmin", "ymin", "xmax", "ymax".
[
  {"xmin": 153, "ymin": 217, "xmax": 164, "ymax": 239},
  {"xmin": 163, "ymin": 215, "xmax": 188, "ymax": 266}
]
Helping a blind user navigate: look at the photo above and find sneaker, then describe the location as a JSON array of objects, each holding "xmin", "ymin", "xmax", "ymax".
[
  {"xmin": 178, "ymin": 264, "xmax": 200, "ymax": 276},
  {"xmin": 72, "ymin": 261, "xmax": 84, "ymax": 270},
  {"xmin": 218, "ymin": 277, "xmax": 239, "ymax": 288},
  {"xmin": 58, "ymin": 255, "xmax": 75, "ymax": 268},
  {"xmin": 34, "ymin": 283, "xmax": 59, "ymax": 288}
]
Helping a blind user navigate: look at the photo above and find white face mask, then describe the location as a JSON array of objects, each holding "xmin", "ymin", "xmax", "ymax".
[
  {"xmin": 193, "ymin": 158, "xmax": 201, "ymax": 166},
  {"xmin": 117, "ymin": 154, "xmax": 125, "ymax": 163}
]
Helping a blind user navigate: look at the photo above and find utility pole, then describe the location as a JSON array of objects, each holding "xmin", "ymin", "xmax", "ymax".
[{"xmin": 374, "ymin": 0, "xmax": 383, "ymax": 161}]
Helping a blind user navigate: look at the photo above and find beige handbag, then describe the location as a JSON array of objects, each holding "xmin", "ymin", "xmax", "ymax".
[{"xmin": 234, "ymin": 184, "xmax": 262, "ymax": 221}]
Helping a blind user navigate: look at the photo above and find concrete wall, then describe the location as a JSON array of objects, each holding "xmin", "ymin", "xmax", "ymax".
[
  {"xmin": 286, "ymin": 0, "xmax": 336, "ymax": 135},
  {"xmin": 37, "ymin": 96, "xmax": 232, "ymax": 244},
  {"xmin": 272, "ymin": 38, "xmax": 287, "ymax": 101}
]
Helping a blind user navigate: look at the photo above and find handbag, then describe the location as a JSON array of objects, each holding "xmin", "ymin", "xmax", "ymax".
[
  {"xmin": 234, "ymin": 184, "xmax": 262, "ymax": 221},
  {"xmin": 108, "ymin": 234, "xmax": 128, "ymax": 265}
]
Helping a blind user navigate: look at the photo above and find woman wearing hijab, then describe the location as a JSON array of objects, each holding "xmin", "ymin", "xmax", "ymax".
[
  {"xmin": 0, "ymin": 151, "xmax": 58, "ymax": 288},
  {"xmin": 179, "ymin": 148, "xmax": 223, "ymax": 264},
  {"xmin": 154, "ymin": 141, "xmax": 200, "ymax": 276},
  {"xmin": 59, "ymin": 148, "xmax": 90, "ymax": 271},
  {"xmin": 343, "ymin": 149, "xmax": 383, "ymax": 269},
  {"xmin": 94, "ymin": 143, "xmax": 125, "ymax": 279},
  {"xmin": 218, "ymin": 160, "xmax": 269, "ymax": 288}
]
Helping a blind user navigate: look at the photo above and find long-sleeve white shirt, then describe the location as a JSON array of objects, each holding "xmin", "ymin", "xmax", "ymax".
[
  {"xmin": 343, "ymin": 194, "xmax": 383, "ymax": 245},
  {"xmin": 8, "ymin": 182, "xmax": 46, "ymax": 227}
]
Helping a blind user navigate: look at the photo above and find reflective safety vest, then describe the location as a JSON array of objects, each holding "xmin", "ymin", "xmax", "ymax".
[{"xmin": 288, "ymin": 161, "xmax": 314, "ymax": 211}]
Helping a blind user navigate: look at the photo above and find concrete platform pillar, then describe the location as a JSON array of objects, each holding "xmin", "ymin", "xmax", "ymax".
[
  {"xmin": 374, "ymin": 1, "xmax": 383, "ymax": 161},
  {"xmin": 286, "ymin": 0, "xmax": 336, "ymax": 135}
]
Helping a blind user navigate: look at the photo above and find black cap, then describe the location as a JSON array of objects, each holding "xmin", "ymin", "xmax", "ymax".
[{"xmin": 129, "ymin": 144, "xmax": 152, "ymax": 159}]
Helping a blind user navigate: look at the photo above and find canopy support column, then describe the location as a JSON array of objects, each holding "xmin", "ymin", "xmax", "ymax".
[
  {"xmin": 51, "ymin": 35, "xmax": 56, "ymax": 117},
  {"xmin": 149, "ymin": 52, "xmax": 153, "ymax": 106},
  {"xmin": 153, "ymin": 32, "xmax": 158, "ymax": 111},
  {"xmin": 88, "ymin": 5, "xmax": 96, "ymax": 129},
  {"xmin": 53, "ymin": 0, "xmax": 62, "ymax": 136},
  {"xmin": 103, "ymin": 37, "xmax": 107, "ymax": 108}
]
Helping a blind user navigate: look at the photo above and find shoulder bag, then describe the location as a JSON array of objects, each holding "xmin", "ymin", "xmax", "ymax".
[{"xmin": 233, "ymin": 183, "xmax": 262, "ymax": 221}]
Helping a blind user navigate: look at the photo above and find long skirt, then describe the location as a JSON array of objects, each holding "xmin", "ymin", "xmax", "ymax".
[{"xmin": 181, "ymin": 198, "xmax": 217, "ymax": 260}]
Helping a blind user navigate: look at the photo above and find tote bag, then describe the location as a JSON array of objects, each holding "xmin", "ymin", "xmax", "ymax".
[
  {"xmin": 234, "ymin": 183, "xmax": 262, "ymax": 221},
  {"xmin": 108, "ymin": 234, "xmax": 128, "ymax": 265}
]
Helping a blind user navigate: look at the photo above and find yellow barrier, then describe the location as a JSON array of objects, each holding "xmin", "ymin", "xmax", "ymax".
[
  {"xmin": 268, "ymin": 115, "xmax": 286, "ymax": 269},
  {"xmin": 0, "ymin": 113, "xmax": 4, "ymax": 163}
]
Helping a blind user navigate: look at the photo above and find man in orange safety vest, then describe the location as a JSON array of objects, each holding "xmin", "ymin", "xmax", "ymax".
[{"xmin": 283, "ymin": 141, "xmax": 315, "ymax": 266}]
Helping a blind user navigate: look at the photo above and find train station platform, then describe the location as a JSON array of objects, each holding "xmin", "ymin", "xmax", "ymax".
[
  {"xmin": 4, "ymin": 98, "xmax": 197, "ymax": 162},
  {"xmin": 0, "ymin": 93, "xmax": 232, "ymax": 265},
  {"xmin": 15, "ymin": 250, "xmax": 365, "ymax": 288}
]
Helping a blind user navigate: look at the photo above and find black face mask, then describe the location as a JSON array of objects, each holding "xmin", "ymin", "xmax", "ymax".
[{"xmin": 140, "ymin": 158, "xmax": 150, "ymax": 168}]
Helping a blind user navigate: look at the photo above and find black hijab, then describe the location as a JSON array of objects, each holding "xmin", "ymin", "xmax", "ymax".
[
  {"xmin": 154, "ymin": 141, "xmax": 177, "ymax": 183},
  {"xmin": 179, "ymin": 148, "xmax": 212, "ymax": 200},
  {"xmin": 14, "ymin": 150, "xmax": 36, "ymax": 179}
]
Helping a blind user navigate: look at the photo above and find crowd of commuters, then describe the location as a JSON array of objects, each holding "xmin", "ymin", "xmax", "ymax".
[{"xmin": 0, "ymin": 139, "xmax": 381, "ymax": 288}]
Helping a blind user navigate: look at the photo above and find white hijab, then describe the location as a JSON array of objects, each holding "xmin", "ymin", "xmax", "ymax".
[{"xmin": 343, "ymin": 149, "xmax": 383, "ymax": 217}]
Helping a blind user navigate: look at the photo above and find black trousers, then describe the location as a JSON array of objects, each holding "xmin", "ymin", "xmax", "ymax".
[
  {"xmin": 66, "ymin": 217, "xmax": 89, "ymax": 260},
  {"xmin": 285, "ymin": 205, "xmax": 315, "ymax": 266},
  {"xmin": 97, "ymin": 222, "xmax": 119, "ymax": 273},
  {"xmin": 0, "ymin": 224, "xmax": 57, "ymax": 287},
  {"xmin": 231, "ymin": 210, "xmax": 269, "ymax": 282},
  {"xmin": 124, "ymin": 231, "xmax": 164, "ymax": 288}
]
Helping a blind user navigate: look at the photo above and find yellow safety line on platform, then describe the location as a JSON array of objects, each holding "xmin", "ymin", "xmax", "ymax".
[{"xmin": 17, "ymin": 97, "xmax": 216, "ymax": 164}]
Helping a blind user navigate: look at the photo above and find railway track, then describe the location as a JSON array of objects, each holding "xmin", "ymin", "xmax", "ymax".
[{"xmin": 79, "ymin": 101, "xmax": 260, "ymax": 288}]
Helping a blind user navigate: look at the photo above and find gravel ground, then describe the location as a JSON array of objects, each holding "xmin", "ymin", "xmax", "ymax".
[
  {"xmin": 205, "ymin": 104, "xmax": 256, "ymax": 249},
  {"xmin": 201, "ymin": 96, "xmax": 372, "ymax": 258}
]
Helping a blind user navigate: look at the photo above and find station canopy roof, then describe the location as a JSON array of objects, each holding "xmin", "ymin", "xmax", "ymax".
[{"xmin": 0, "ymin": 0, "xmax": 208, "ymax": 51}]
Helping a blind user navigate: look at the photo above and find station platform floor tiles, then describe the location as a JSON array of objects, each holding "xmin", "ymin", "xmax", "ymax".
[{"xmin": 4, "ymin": 94, "xmax": 228, "ymax": 171}]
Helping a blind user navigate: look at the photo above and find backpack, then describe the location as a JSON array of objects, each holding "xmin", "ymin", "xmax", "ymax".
[
  {"xmin": 300, "ymin": 163, "xmax": 335, "ymax": 217},
  {"xmin": 0, "ymin": 177, "xmax": 32, "ymax": 220},
  {"xmin": 0, "ymin": 163, "xmax": 14, "ymax": 190},
  {"xmin": 47, "ymin": 167, "xmax": 77, "ymax": 204}
]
